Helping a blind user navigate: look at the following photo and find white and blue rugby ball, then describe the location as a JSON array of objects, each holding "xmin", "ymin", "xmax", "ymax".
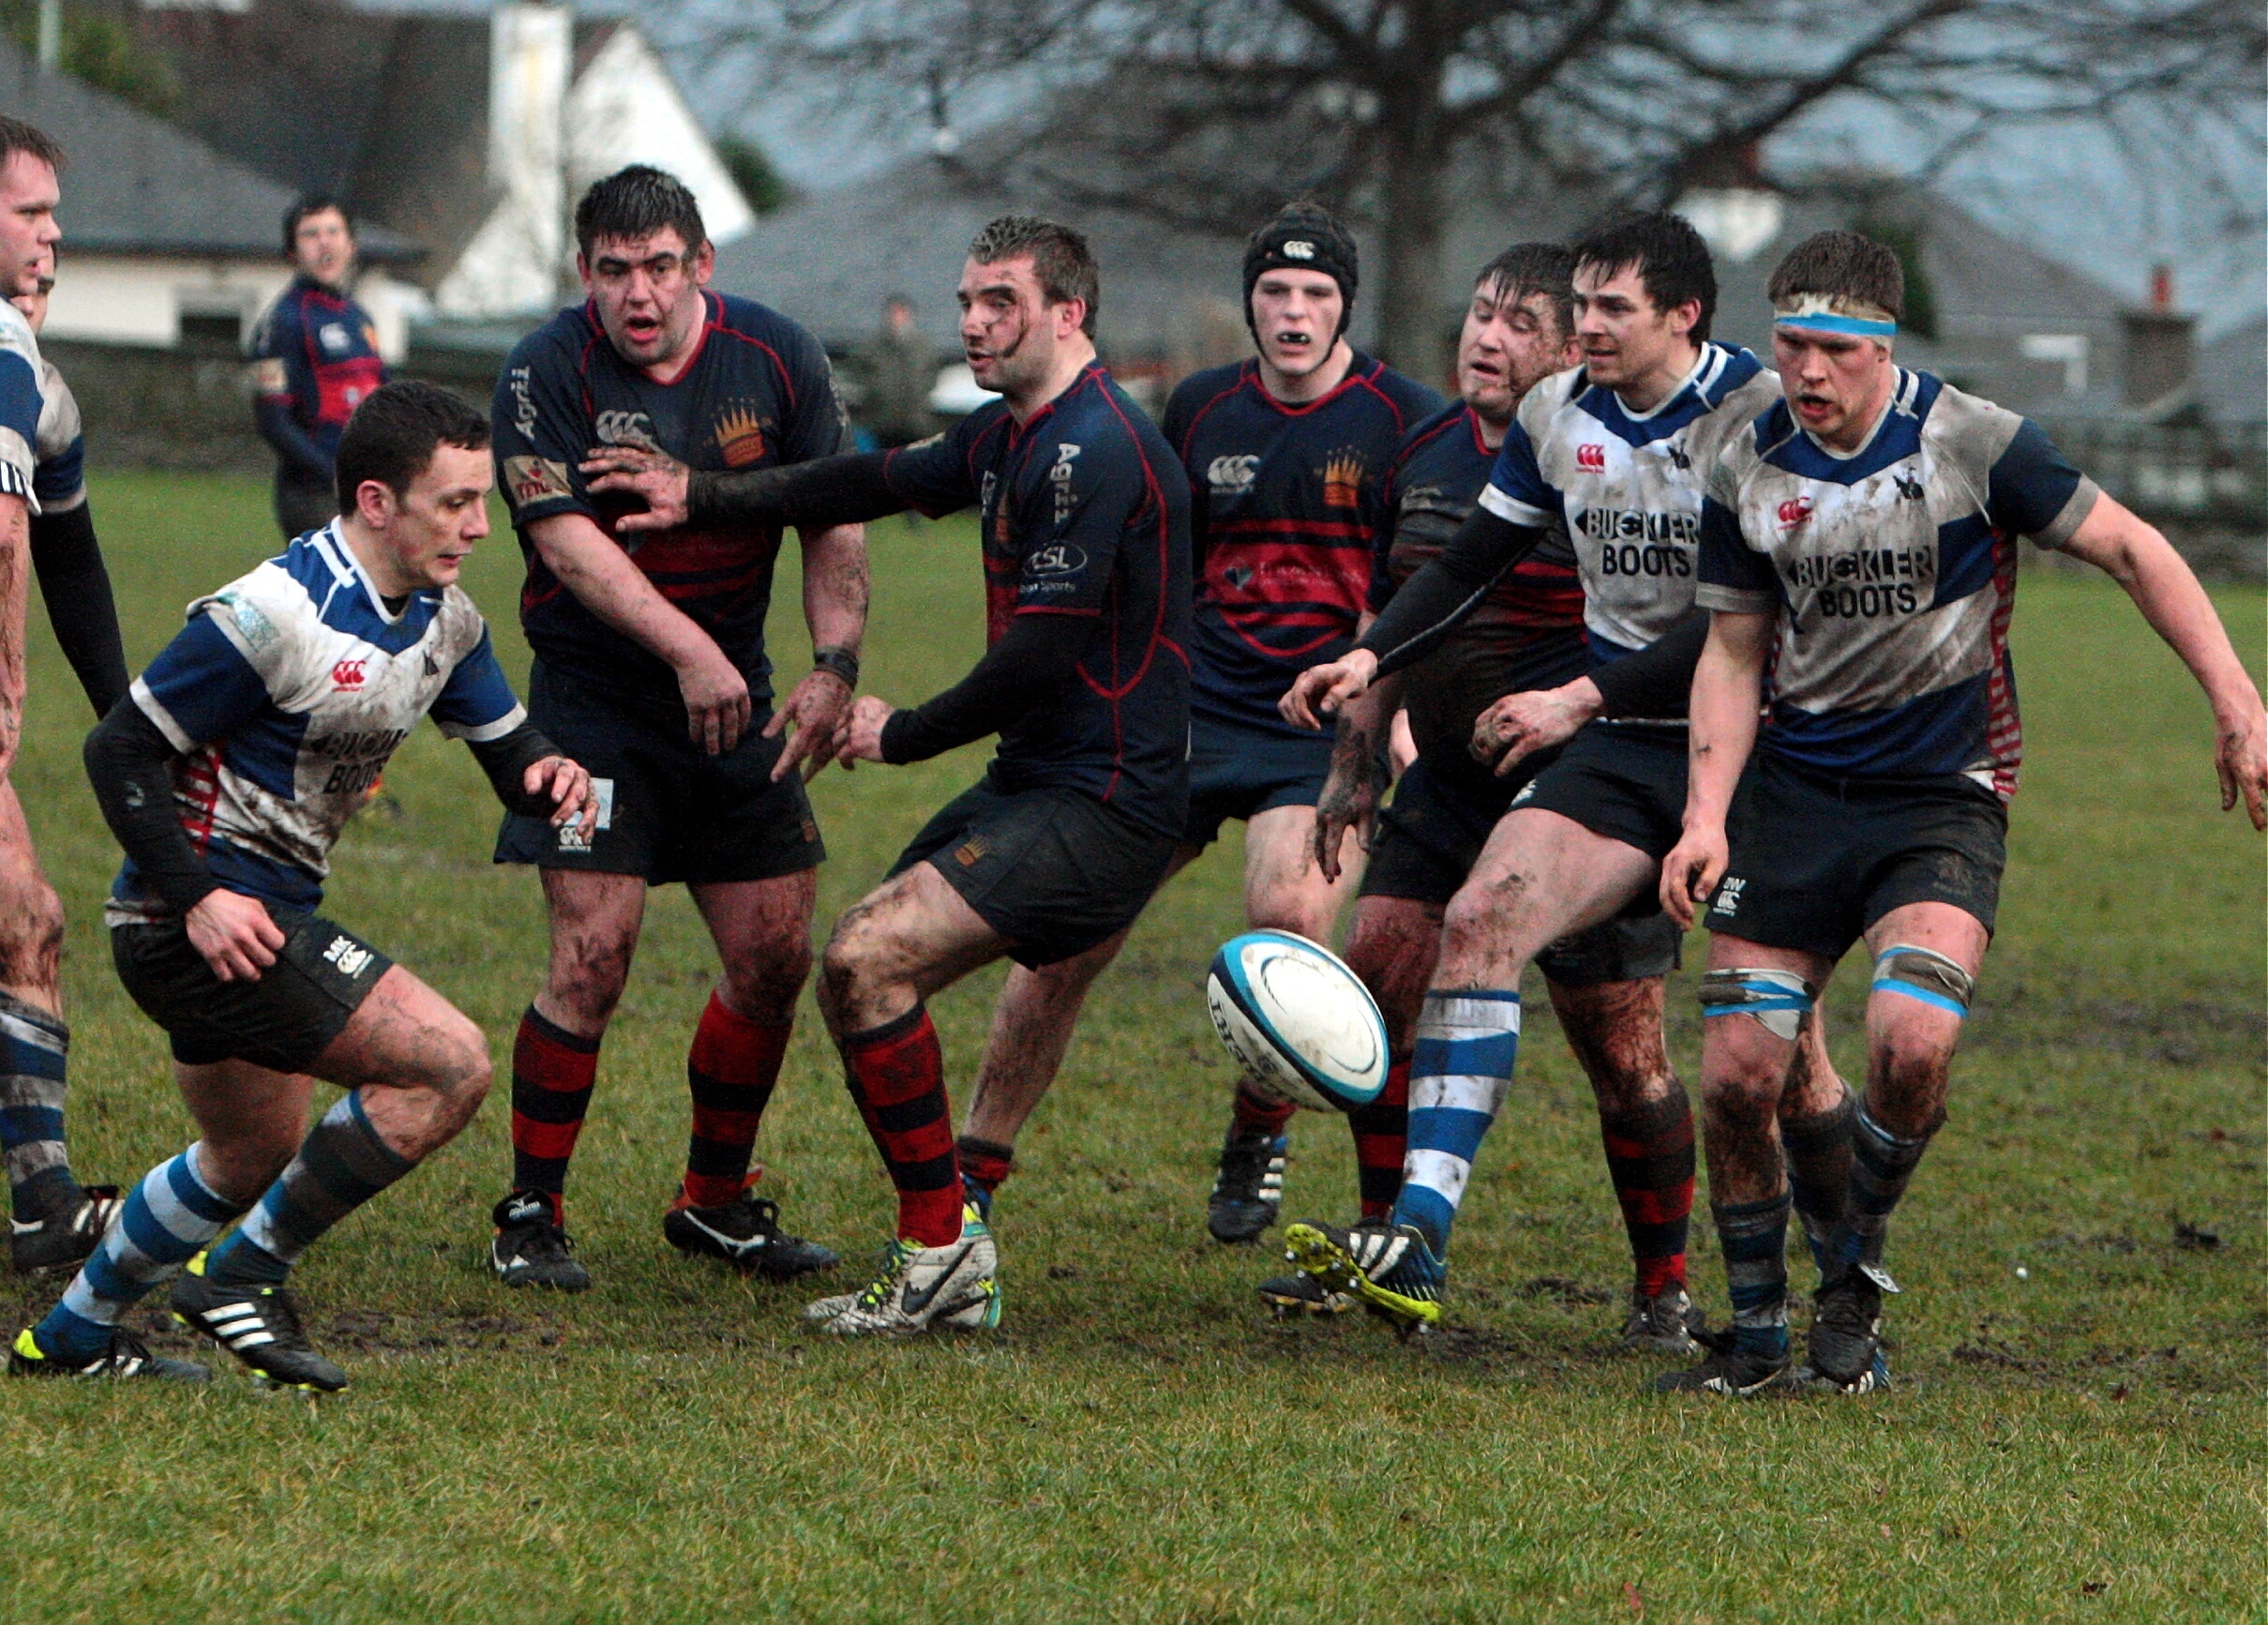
[{"xmin": 1206, "ymin": 929, "xmax": 1389, "ymax": 1114}]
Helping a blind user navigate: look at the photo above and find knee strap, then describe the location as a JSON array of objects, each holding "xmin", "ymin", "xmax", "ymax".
[
  {"xmin": 1871, "ymin": 944, "xmax": 1974, "ymax": 1016},
  {"xmin": 1698, "ymin": 969, "xmax": 1816, "ymax": 1042}
]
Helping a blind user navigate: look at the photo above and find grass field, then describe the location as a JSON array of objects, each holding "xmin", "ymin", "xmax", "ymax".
[{"xmin": 0, "ymin": 471, "xmax": 2260, "ymax": 1624}]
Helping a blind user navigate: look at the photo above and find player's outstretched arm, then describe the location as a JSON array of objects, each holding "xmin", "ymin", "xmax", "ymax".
[
  {"xmin": 581, "ymin": 444, "xmax": 911, "ymax": 535},
  {"xmin": 527, "ymin": 512, "xmax": 752, "ymax": 756},
  {"xmin": 1474, "ymin": 609, "xmax": 1713, "ymax": 775},
  {"xmin": 2060, "ymin": 494, "xmax": 2268, "ymax": 830},
  {"xmin": 834, "ymin": 612, "xmax": 1093, "ymax": 774},
  {"xmin": 1660, "ymin": 610, "xmax": 1771, "ymax": 927},
  {"xmin": 765, "ymin": 520, "xmax": 870, "ymax": 783}
]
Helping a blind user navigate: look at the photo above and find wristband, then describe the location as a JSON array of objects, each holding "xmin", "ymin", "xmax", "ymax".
[{"xmin": 811, "ymin": 647, "xmax": 861, "ymax": 689}]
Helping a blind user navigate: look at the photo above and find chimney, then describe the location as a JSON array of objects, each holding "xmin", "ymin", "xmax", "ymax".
[
  {"xmin": 489, "ymin": 2, "xmax": 571, "ymax": 293},
  {"xmin": 2121, "ymin": 265, "xmax": 2195, "ymax": 411}
]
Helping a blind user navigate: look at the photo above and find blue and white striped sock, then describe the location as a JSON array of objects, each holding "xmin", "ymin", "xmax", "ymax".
[
  {"xmin": 36, "ymin": 1144, "xmax": 246, "ymax": 1361},
  {"xmin": 0, "ymin": 993, "xmax": 78, "ymax": 1222},
  {"xmin": 1713, "ymin": 1193, "xmax": 1792, "ymax": 1360},
  {"xmin": 1389, "ymin": 990, "xmax": 1520, "ymax": 1256},
  {"xmin": 206, "ymin": 1091, "xmax": 413, "ymax": 1287}
]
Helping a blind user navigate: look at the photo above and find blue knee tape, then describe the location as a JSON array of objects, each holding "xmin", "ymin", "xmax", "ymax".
[{"xmin": 1870, "ymin": 944, "xmax": 1973, "ymax": 1016}]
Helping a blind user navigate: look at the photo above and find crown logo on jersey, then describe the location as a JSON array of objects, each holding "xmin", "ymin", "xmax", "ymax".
[
  {"xmin": 1322, "ymin": 449, "xmax": 1365, "ymax": 509},
  {"xmin": 713, "ymin": 404, "xmax": 769, "ymax": 469}
]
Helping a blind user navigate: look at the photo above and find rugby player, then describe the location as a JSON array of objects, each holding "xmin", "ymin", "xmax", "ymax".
[
  {"xmin": 583, "ymin": 215, "xmax": 1189, "ymax": 1335},
  {"xmin": 1654, "ymin": 231, "xmax": 2268, "ymax": 1395},
  {"xmin": 248, "ymin": 198, "xmax": 389, "ymax": 540},
  {"xmin": 11, "ymin": 381, "xmax": 594, "ymax": 1385},
  {"xmin": 940, "ymin": 202, "xmax": 1440, "ymax": 1247},
  {"xmin": 1252, "ymin": 243, "xmax": 1705, "ymax": 1351},
  {"xmin": 0, "ymin": 118, "xmax": 130, "ymax": 1280},
  {"xmin": 485, "ymin": 166, "xmax": 865, "ymax": 1292},
  {"xmin": 1277, "ymin": 212, "xmax": 1846, "ymax": 1333}
]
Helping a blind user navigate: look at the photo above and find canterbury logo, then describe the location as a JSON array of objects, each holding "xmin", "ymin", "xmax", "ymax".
[
  {"xmin": 1576, "ymin": 444, "xmax": 1606, "ymax": 473},
  {"xmin": 1282, "ymin": 240, "xmax": 1315, "ymax": 260},
  {"xmin": 330, "ymin": 658, "xmax": 366, "ymax": 689},
  {"xmin": 1778, "ymin": 496, "xmax": 1814, "ymax": 529}
]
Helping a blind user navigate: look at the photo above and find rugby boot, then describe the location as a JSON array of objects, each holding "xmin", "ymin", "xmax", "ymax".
[
  {"xmin": 1795, "ymin": 1348, "xmax": 1893, "ymax": 1394},
  {"xmin": 818, "ymin": 1208, "xmax": 1001, "ymax": 1337},
  {"xmin": 1808, "ymin": 1262, "xmax": 1893, "ymax": 1388},
  {"xmin": 9, "ymin": 1324, "xmax": 209, "ymax": 1382},
  {"xmin": 1255, "ymin": 1268, "xmax": 1351, "ymax": 1318},
  {"xmin": 1281, "ymin": 1218, "xmax": 1444, "ymax": 1336},
  {"xmin": 11, "ymin": 1183, "xmax": 122, "ymax": 1275},
  {"xmin": 1621, "ymin": 1285, "xmax": 1705, "ymax": 1356},
  {"xmin": 490, "ymin": 1190, "xmax": 591, "ymax": 1292},
  {"xmin": 1654, "ymin": 1327, "xmax": 1793, "ymax": 1397},
  {"xmin": 170, "ymin": 1251, "xmax": 348, "ymax": 1393},
  {"xmin": 664, "ymin": 1189, "xmax": 837, "ymax": 1281},
  {"xmin": 1207, "ymin": 1127, "xmax": 1286, "ymax": 1243}
]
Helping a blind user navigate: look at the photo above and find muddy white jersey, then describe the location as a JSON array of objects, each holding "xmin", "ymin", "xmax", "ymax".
[
  {"xmin": 1478, "ymin": 341, "xmax": 1780, "ymax": 666},
  {"xmin": 112, "ymin": 523, "xmax": 524, "ymax": 921},
  {"xmin": 0, "ymin": 300, "xmax": 43, "ymax": 511},
  {"xmin": 1695, "ymin": 369, "xmax": 2098, "ymax": 799}
]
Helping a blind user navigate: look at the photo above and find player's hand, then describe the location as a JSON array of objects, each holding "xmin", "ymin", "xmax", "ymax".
[
  {"xmin": 766, "ymin": 668, "xmax": 854, "ymax": 784},
  {"xmin": 1473, "ymin": 677, "xmax": 1602, "ymax": 777},
  {"xmin": 580, "ymin": 444, "xmax": 691, "ymax": 533},
  {"xmin": 524, "ymin": 755, "xmax": 597, "ymax": 834},
  {"xmin": 1313, "ymin": 758, "xmax": 1385, "ymax": 884},
  {"xmin": 186, "ymin": 889, "xmax": 286, "ymax": 984},
  {"xmin": 2214, "ymin": 693, "xmax": 2268, "ymax": 831},
  {"xmin": 675, "ymin": 645, "xmax": 753, "ymax": 756},
  {"xmin": 833, "ymin": 695, "xmax": 894, "ymax": 770},
  {"xmin": 1659, "ymin": 822, "xmax": 1729, "ymax": 930},
  {"xmin": 1280, "ymin": 650, "xmax": 1377, "ymax": 731}
]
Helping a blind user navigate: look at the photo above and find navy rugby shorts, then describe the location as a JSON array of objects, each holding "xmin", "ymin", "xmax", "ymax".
[{"xmin": 1182, "ymin": 712, "xmax": 1337, "ymax": 850}]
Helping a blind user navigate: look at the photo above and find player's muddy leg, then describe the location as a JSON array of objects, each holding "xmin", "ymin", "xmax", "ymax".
[
  {"xmin": 819, "ymin": 864, "xmax": 1005, "ymax": 1253},
  {"xmin": 1777, "ymin": 1013, "xmax": 1855, "ymax": 1271},
  {"xmin": 1690, "ymin": 934, "xmax": 1832, "ymax": 1378},
  {"xmin": 1340, "ymin": 895, "xmax": 1438, "ymax": 1219},
  {"xmin": 0, "ymin": 783, "xmax": 63, "ymax": 1013},
  {"xmin": 959, "ymin": 848, "xmax": 1196, "ymax": 1203},
  {"xmin": 0, "ymin": 780, "xmax": 100, "ymax": 1241},
  {"xmin": 1552, "ymin": 975, "xmax": 1698, "ymax": 1331},
  {"xmin": 676, "ymin": 872, "xmax": 815, "ymax": 1213}
]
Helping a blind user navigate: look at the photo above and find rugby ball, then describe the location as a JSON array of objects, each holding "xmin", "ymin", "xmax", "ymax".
[{"xmin": 1206, "ymin": 930, "xmax": 1389, "ymax": 1113}]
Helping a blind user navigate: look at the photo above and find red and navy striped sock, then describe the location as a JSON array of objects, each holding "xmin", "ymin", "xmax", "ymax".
[
  {"xmin": 1599, "ymin": 1090, "xmax": 1696, "ymax": 1297},
  {"xmin": 511, "ymin": 1006, "xmax": 600, "ymax": 1210},
  {"xmin": 840, "ymin": 1005, "xmax": 962, "ymax": 1248},
  {"xmin": 680, "ymin": 993, "xmax": 791, "ymax": 1210},
  {"xmin": 1230, "ymin": 1083, "xmax": 1296, "ymax": 1138},
  {"xmin": 955, "ymin": 1136, "xmax": 1014, "ymax": 1198},
  {"xmin": 1347, "ymin": 1059, "xmax": 1410, "ymax": 1218}
]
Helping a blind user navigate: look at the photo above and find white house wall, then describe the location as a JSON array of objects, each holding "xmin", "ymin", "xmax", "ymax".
[
  {"xmin": 42, "ymin": 256, "xmax": 413, "ymax": 360},
  {"xmin": 564, "ymin": 29, "xmax": 754, "ymax": 248}
]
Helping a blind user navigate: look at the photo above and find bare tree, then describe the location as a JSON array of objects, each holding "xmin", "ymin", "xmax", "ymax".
[{"xmin": 672, "ymin": 0, "xmax": 2262, "ymax": 381}]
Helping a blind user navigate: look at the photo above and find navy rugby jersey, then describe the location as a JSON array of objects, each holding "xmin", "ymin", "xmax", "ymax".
[
  {"xmin": 1370, "ymin": 401, "xmax": 1587, "ymax": 786},
  {"xmin": 492, "ymin": 291, "xmax": 844, "ymax": 707},
  {"xmin": 881, "ymin": 362, "xmax": 1192, "ymax": 837},
  {"xmin": 111, "ymin": 525, "xmax": 524, "ymax": 922},
  {"xmin": 248, "ymin": 276, "xmax": 387, "ymax": 466},
  {"xmin": 1480, "ymin": 342, "xmax": 1779, "ymax": 680},
  {"xmin": 1163, "ymin": 354, "xmax": 1441, "ymax": 739},
  {"xmin": 0, "ymin": 300, "xmax": 44, "ymax": 510},
  {"xmin": 1695, "ymin": 369, "xmax": 2097, "ymax": 799}
]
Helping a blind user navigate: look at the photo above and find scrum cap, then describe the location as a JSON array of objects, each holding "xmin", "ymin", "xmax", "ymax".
[{"xmin": 1242, "ymin": 202, "xmax": 1359, "ymax": 338}]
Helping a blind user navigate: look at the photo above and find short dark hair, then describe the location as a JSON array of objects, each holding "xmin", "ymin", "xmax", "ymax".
[
  {"xmin": 335, "ymin": 381, "xmax": 490, "ymax": 514},
  {"xmin": 575, "ymin": 165, "xmax": 707, "ymax": 261},
  {"xmin": 968, "ymin": 216, "xmax": 1100, "ymax": 338},
  {"xmin": 0, "ymin": 115, "xmax": 64, "ymax": 175},
  {"xmin": 1475, "ymin": 242, "xmax": 1576, "ymax": 341},
  {"xmin": 282, "ymin": 195, "xmax": 351, "ymax": 257},
  {"xmin": 1767, "ymin": 230, "xmax": 1904, "ymax": 323},
  {"xmin": 1570, "ymin": 211, "xmax": 1717, "ymax": 341}
]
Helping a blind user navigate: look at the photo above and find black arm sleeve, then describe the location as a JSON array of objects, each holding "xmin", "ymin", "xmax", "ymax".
[
  {"xmin": 687, "ymin": 451, "xmax": 906, "ymax": 532},
  {"xmin": 465, "ymin": 718, "xmax": 569, "ymax": 818},
  {"xmin": 1357, "ymin": 504, "xmax": 1548, "ymax": 678},
  {"xmin": 254, "ymin": 399, "xmax": 334, "ymax": 480},
  {"xmin": 30, "ymin": 503, "xmax": 129, "ymax": 718},
  {"xmin": 1588, "ymin": 609, "xmax": 1708, "ymax": 720},
  {"xmin": 83, "ymin": 700, "xmax": 218, "ymax": 914},
  {"xmin": 878, "ymin": 612, "xmax": 1091, "ymax": 765}
]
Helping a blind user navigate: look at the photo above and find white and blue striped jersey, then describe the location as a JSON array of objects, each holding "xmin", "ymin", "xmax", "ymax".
[
  {"xmin": 111, "ymin": 523, "xmax": 525, "ymax": 921},
  {"xmin": 1477, "ymin": 341, "xmax": 1780, "ymax": 666},
  {"xmin": 0, "ymin": 300, "xmax": 46, "ymax": 511},
  {"xmin": 31, "ymin": 354, "xmax": 85, "ymax": 514},
  {"xmin": 1694, "ymin": 369, "xmax": 2098, "ymax": 799}
]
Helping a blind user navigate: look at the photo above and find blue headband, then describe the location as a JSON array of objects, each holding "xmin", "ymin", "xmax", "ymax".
[{"xmin": 1775, "ymin": 311, "xmax": 1897, "ymax": 339}]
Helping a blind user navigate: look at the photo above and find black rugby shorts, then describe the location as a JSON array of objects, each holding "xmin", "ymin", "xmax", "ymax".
[{"xmin": 112, "ymin": 909, "xmax": 394, "ymax": 1072}]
